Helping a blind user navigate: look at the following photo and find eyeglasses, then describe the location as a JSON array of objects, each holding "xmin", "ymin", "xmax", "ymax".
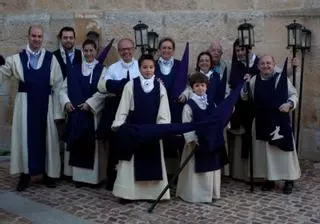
[
  {"xmin": 209, "ymin": 48, "xmax": 222, "ymax": 54},
  {"xmin": 118, "ymin": 47, "xmax": 134, "ymax": 52}
]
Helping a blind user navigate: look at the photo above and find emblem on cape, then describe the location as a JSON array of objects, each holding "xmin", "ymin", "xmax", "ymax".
[{"xmin": 269, "ymin": 126, "xmax": 284, "ymax": 141}]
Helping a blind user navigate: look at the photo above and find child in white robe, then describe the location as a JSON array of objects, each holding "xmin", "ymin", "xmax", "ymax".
[
  {"xmin": 111, "ymin": 54, "xmax": 171, "ymax": 203},
  {"xmin": 176, "ymin": 72, "xmax": 224, "ymax": 203}
]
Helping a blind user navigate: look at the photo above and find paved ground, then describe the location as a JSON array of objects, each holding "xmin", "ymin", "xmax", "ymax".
[{"xmin": 0, "ymin": 158, "xmax": 320, "ymax": 224}]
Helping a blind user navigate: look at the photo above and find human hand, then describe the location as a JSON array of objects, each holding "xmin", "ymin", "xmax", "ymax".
[
  {"xmin": 291, "ymin": 57, "xmax": 299, "ymax": 67},
  {"xmin": 279, "ymin": 102, "xmax": 292, "ymax": 113},
  {"xmin": 78, "ymin": 102, "xmax": 91, "ymax": 111},
  {"xmin": 178, "ymin": 94, "xmax": 187, "ymax": 103},
  {"xmin": 65, "ymin": 102, "xmax": 75, "ymax": 112},
  {"xmin": 156, "ymin": 78, "xmax": 164, "ymax": 86},
  {"xmin": 191, "ymin": 140, "xmax": 199, "ymax": 147},
  {"xmin": 243, "ymin": 73, "xmax": 251, "ymax": 82}
]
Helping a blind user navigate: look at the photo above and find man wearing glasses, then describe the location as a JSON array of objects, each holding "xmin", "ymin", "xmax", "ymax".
[{"xmin": 97, "ymin": 38, "xmax": 141, "ymax": 191}]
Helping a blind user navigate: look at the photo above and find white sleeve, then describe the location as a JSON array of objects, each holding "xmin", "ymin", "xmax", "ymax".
[
  {"xmin": 86, "ymin": 67, "xmax": 108, "ymax": 114},
  {"xmin": 111, "ymin": 81, "xmax": 133, "ymax": 128},
  {"xmin": 51, "ymin": 56, "xmax": 64, "ymax": 120},
  {"xmin": 156, "ymin": 84, "xmax": 171, "ymax": 124}
]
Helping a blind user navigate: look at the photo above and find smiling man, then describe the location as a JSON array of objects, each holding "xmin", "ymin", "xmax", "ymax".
[
  {"xmin": 53, "ymin": 27, "xmax": 83, "ymax": 179},
  {"xmin": 0, "ymin": 24, "xmax": 64, "ymax": 191},
  {"xmin": 53, "ymin": 27, "xmax": 82, "ymax": 80},
  {"xmin": 241, "ymin": 55, "xmax": 301, "ymax": 194},
  {"xmin": 96, "ymin": 38, "xmax": 141, "ymax": 191}
]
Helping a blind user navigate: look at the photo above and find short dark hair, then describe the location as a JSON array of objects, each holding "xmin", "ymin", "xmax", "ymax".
[
  {"xmin": 58, "ymin": 26, "xmax": 76, "ymax": 39},
  {"xmin": 233, "ymin": 38, "xmax": 252, "ymax": 50},
  {"xmin": 138, "ymin": 54, "xmax": 156, "ymax": 68},
  {"xmin": 27, "ymin": 24, "xmax": 44, "ymax": 36},
  {"xmin": 158, "ymin": 37, "xmax": 175, "ymax": 50},
  {"xmin": 196, "ymin": 51, "xmax": 213, "ymax": 72},
  {"xmin": 189, "ymin": 72, "xmax": 209, "ymax": 88},
  {"xmin": 82, "ymin": 39, "xmax": 97, "ymax": 50},
  {"xmin": 86, "ymin": 31, "xmax": 100, "ymax": 40}
]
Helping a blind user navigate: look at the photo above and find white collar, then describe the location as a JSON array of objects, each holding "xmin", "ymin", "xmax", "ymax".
[
  {"xmin": 25, "ymin": 44, "xmax": 46, "ymax": 69},
  {"xmin": 158, "ymin": 56, "xmax": 174, "ymax": 65},
  {"xmin": 60, "ymin": 44, "xmax": 75, "ymax": 56},
  {"xmin": 158, "ymin": 57, "xmax": 174, "ymax": 75},
  {"xmin": 139, "ymin": 75, "xmax": 155, "ymax": 93},
  {"xmin": 120, "ymin": 59, "xmax": 135, "ymax": 69},
  {"xmin": 200, "ymin": 70, "xmax": 213, "ymax": 78},
  {"xmin": 190, "ymin": 92, "xmax": 208, "ymax": 110},
  {"xmin": 240, "ymin": 53, "xmax": 256, "ymax": 68},
  {"xmin": 26, "ymin": 44, "xmax": 43, "ymax": 56},
  {"xmin": 82, "ymin": 59, "xmax": 98, "ymax": 84}
]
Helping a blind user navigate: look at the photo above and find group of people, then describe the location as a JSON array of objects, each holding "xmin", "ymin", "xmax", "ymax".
[{"xmin": 0, "ymin": 23, "xmax": 301, "ymax": 205}]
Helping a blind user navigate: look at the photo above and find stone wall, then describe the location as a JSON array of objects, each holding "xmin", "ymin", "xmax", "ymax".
[{"xmin": 0, "ymin": 0, "xmax": 319, "ymax": 160}]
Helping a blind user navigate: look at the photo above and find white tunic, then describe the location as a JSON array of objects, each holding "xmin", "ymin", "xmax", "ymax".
[
  {"xmin": 176, "ymin": 94, "xmax": 221, "ymax": 203},
  {"xmin": 59, "ymin": 63, "xmax": 108, "ymax": 184},
  {"xmin": 97, "ymin": 58, "xmax": 140, "ymax": 106},
  {"xmin": 103, "ymin": 59, "xmax": 140, "ymax": 81},
  {"xmin": 111, "ymin": 76, "xmax": 171, "ymax": 200},
  {"xmin": 0, "ymin": 49, "xmax": 63, "ymax": 178},
  {"xmin": 241, "ymin": 73, "xmax": 301, "ymax": 181}
]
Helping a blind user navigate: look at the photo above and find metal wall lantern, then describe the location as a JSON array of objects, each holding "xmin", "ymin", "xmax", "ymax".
[
  {"xmin": 237, "ymin": 20, "xmax": 255, "ymax": 48},
  {"xmin": 301, "ymin": 27, "xmax": 312, "ymax": 51},
  {"xmin": 147, "ymin": 29, "xmax": 159, "ymax": 54},
  {"xmin": 133, "ymin": 21, "xmax": 149, "ymax": 51},
  {"xmin": 286, "ymin": 20, "xmax": 303, "ymax": 49}
]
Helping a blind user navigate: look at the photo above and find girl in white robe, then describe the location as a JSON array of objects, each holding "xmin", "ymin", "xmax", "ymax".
[
  {"xmin": 59, "ymin": 39, "xmax": 107, "ymax": 186},
  {"xmin": 112, "ymin": 54, "xmax": 171, "ymax": 202}
]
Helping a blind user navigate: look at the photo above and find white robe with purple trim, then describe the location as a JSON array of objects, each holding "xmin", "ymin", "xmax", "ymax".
[
  {"xmin": 0, "ymin": 49, "xmax": 63, "ymax": 178},
  {"xmin": 111, "ymin": 77, "xmax": 171, "ymax": 200},
  {"xmin": 176, "ymin": 95, "xmax": 221, "ymax": 203},
  {"xmin": 60, "ymin": 65, "xmax": 108, "ymax": 184},
  {"xmin": 241, "ymin": 74, "xmax": 301, "ymax": 181}
]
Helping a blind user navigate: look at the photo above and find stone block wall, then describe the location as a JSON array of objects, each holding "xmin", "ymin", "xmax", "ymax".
[{"xmin": 0, "ymin": 0, "xmax": 319, "ymax": 160}]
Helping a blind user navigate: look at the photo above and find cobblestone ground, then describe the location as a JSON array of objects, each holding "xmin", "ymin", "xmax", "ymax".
[
  {"xmin": 0, "ymin": 159, "xmax": 320, "ymax": 224},
  {"xmin": 0, "ymin": 209, "xmax": 32, "ymax": 224}
]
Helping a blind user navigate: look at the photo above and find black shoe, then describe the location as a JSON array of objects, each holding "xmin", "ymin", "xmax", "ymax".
[
  {"xmin": 16, "ymin": 173, "xmax": 30, "ymax": 192},
  {"xmin": 88, "ymin": 183, "xmax": 101, "ymax": 189},
  {"xmin": 283, "ymin": 181, "xmax": 294, "ymax": 195},
  {"xmin": 261, "ymin": 181, "xmax": 275, "ymax": 191},
  {"xmin": 119, "ymin": 198, "xmax": 133, "ymax": 205},
  {"xmin": 43, "ymin": 174, "xmax": 56, "ymax": 188},
  {"xmin": 105, "ymin": 181, "xmax": 114, "ymax": 191},
  {"xmin": 60, "ymin": 174, "xmax": 72, "ymax": 181},
  {"xmin": 74, "ymin": 181, "xmax": 84, "ymax": 188}
]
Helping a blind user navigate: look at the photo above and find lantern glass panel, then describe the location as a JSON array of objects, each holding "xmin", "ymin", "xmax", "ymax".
[
  {"xmin": 240, "ymin": 30, "xmax": 250, "ymax": 46},
  {"xmin": 295, "ymin": 29, "xmax": 302, "ymax": 47},
  {"xmin": 306, "ymin": 33, "xmax": 311, "ymax": 48},
  {"xmin": 288, "ymin": 29, "xmax": 296, "ymax": 46},
  {"xmin": 238, "ymin": 30, "xmax": 242, "ymax": 45},
  {"xmin": 135, "ymin": 30, "xmax": 141, "ymax": 47},
  {"xmin": 302, "ymin": 29, "xmax": 312, "ymax": 49},
  {"xmin": 250, "ymin": 29, "xmax": 255, "ymax": 46},
  {"xmin": 141, "ymin": 29, "xmax": 147, "ymax": 46},
  {"xmin": 301, "ymin": 31, "xmax": 306, "ymax": 48},
  {"xmin": 155, "ymin": 36, "xmax": 159, "ymax": 49},
  {"xmin": 147, "ymin": 33, "xmax": 155, "ymax": 49}
]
